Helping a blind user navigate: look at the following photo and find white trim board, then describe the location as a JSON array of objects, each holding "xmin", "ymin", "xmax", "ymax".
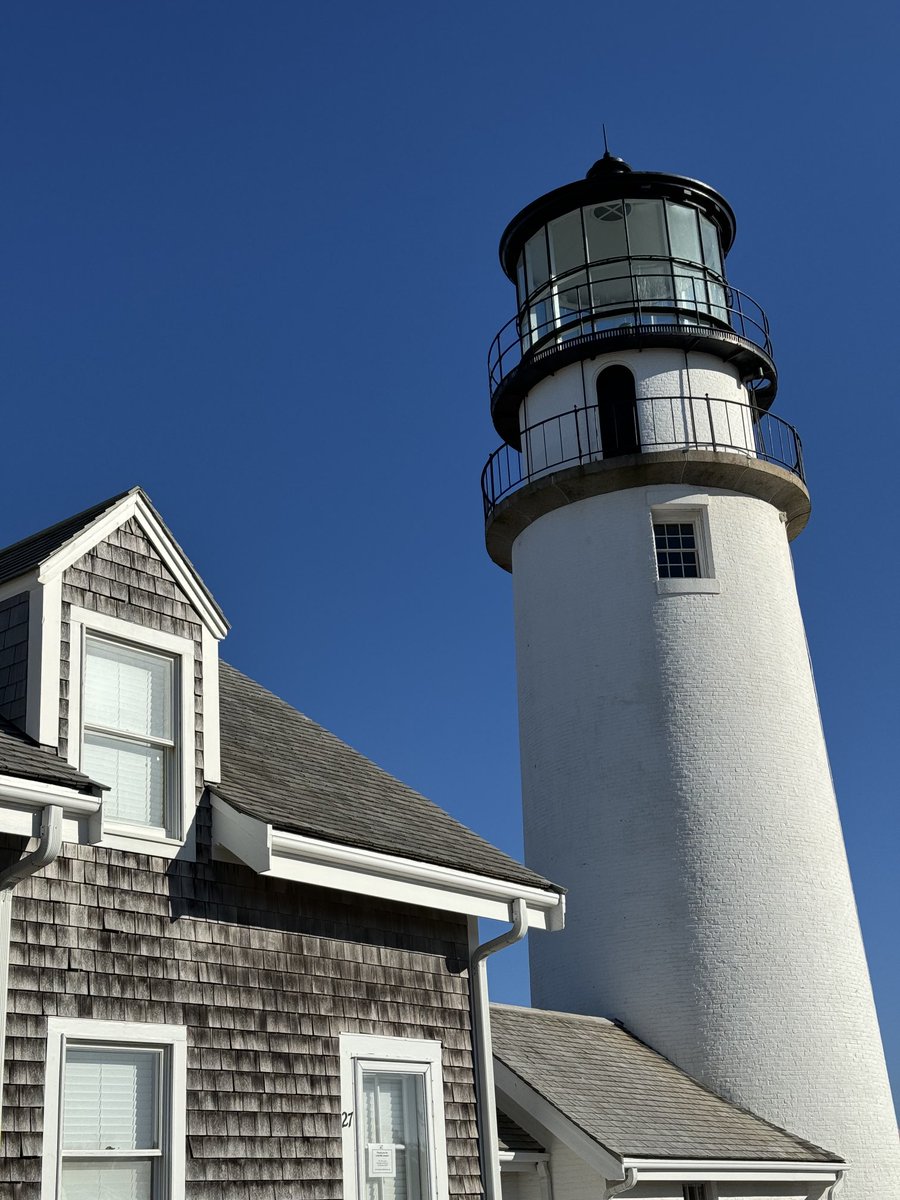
[
  {"xmin": 38, "ymin": 490, "xmax": 228, "ymax": 639},
  {"xmin": 210, "ymin": 795, "xmax": 565, "ymax": 929},
  {"xmin": 40, "ymin": 1017, "xmax": 187, "ymax": 1200}
]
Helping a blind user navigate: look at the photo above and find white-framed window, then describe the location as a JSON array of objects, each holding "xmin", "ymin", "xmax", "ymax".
[
  {"xmin": 339, "ymin": 1034, "xmax": 449, "ymax": 1200},
  {"xmin": 66, "ymin": 606, "xmax": 196, "ymax": 856},
  {"xmin": 653, "ymin": 520, "xmax": 701, "ymax": 579},
  {"xmin": 82, "ymin": 636, "xmax": 176, "ymax": 832},
  {"xmin": 40, "ymin": 1018, "xmax": 187, "ymax": 1200},
  {"xmin": 648, "ymin": 495, "xmax": 719, "ymax": 596}
]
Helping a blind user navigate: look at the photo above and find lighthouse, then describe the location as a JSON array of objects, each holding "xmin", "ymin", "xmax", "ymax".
[{"xmin": 481, "ymin": 150, "xmax": 900, "ymax": 1197}]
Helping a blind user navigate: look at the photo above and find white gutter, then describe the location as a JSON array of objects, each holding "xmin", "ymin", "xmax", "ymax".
[
  {"xmin": 470, "ymin": 899, "xmax": 530, "ymax": 1200},
  {"xmin": 621, "ymin": 1157, "xmax": 845, "ymax": 1183},
  {"xmin": 211, "ymin": 795, "xmax": 566, "ymax": 929},
  {"xmin": 606, "ymin": 1167, "xmax": 637, "ymax": 1198}
]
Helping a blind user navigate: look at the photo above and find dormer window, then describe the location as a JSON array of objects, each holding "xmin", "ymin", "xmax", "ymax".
[{"xmin": 82, "ymin": 636, "xmax": 177, "ymax": 834}]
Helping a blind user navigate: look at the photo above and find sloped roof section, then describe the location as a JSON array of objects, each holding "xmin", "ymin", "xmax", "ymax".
[
  {"xmin": 491, "ymin": 1004, "xmax": 842, "ymax": 1164},
  {"xmin": 0, "ymin": 717, "xmax": 101, "ymax": 793},
  {"xmin": 497, "ymin": 1111, "xmax": 545, "ymax": 1155},
  {"xmin": 0, "ymin": 489, "xmax": 133, "ymax": 584},
  {"xmin": 215, "ymin": 662, "xmax": 557, "ymax": 892}
]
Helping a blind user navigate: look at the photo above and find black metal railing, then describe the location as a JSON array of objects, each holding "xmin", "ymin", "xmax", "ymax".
[
  {"xmin": 481, "ymin": 395, "xmax": 804, "ymax": 518},
  {"xmin": 488, "ymin": 258, "xmax": 772, "ymax": 397}
]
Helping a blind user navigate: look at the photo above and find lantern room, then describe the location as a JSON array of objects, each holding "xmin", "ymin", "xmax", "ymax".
[{"xmin": 489, "ymin": 152, "xmax": 777, "ymax": 445}]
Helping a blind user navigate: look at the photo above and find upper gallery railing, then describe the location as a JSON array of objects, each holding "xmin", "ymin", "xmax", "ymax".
[
  {"xmin": 481, "ymin": 395, "xmax": 804, "ymax": 519},
  {"xmin": 489, "ymin": 258, "xmax": 772, "ymax": 397}
]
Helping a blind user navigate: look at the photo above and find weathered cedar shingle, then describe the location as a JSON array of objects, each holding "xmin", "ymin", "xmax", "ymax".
[{"xmin": 0, "ymin": 836, "xmax": 480, "ymax": 1200}]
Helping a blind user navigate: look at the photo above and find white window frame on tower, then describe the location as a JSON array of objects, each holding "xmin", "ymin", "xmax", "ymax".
[
  {"xmin": 339, "ymin": 1034, "xmax": 450, "ymax": 1200},
  {"xmin": 648, "ymin": 492, "xmax": 720, "ymax": 596},
  {"xmin": 66, "ymin": 605, "xmax": 196, "ymax": 858},
  {"xmin": 39, "ymin": 1018, "xmax": 187, "ymax": 1200}
]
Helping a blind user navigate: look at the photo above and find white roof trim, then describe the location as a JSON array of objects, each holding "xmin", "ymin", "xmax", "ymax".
[
  {"xmin": 37, "ymin": 492, "xmax": 228, "ymax": 639},
  {"xmin": 622, "ymin": 1158, "xmax": 843, "ymax": 1183},
  {"xmin": 0, "ymin": 774, "xmax": 102, "ymax": 838},
  {"xmin": 494, "ymin": 1058, "xmax": 625, "ymax": 1182},
  {"xmin": 210, "ymin": 795, "xmax": 565, "ymax": 929}
]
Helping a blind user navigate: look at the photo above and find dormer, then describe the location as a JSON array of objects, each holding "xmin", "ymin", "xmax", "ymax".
[{"xmin": 0, "ymin": 487, "xmax": 228, "ymax": 857}]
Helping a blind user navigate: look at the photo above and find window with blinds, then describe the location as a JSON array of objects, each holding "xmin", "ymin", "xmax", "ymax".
[
  {"xmin": 60, "ymin": 1045, "xmax": 164, "ymax": 1200},
  {"xmin": 82, "ymin": 637, "xmax": 177, "ymax": 833}
]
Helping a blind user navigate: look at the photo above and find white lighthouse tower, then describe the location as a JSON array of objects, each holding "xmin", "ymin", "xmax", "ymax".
[{"xmin": 481, "ymin": 149, "xmax": 899, "ymax": 1197}]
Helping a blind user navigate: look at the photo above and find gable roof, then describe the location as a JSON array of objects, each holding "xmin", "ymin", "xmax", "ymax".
[
  {"xmin": 490, "ymin": 1004, "xmax": 842, "ymax": 1164},
  {"xmin": 214, "ymin": 662, "xmax": 557, "ymax": 892},
  {"xmin": 0, "ymin": 716, "xmax": 101, "ymax": 793},
  {"xmin": 0, "ymin": 486, "xmax": 228, "ymax": 635}
]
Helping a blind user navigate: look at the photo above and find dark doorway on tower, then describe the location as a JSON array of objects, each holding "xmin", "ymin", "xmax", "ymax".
[{"xmin": 597, "ymin": 365, "xmax": 640, "ymax": 456}]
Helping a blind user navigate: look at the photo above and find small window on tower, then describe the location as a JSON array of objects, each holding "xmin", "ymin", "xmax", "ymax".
[{"xmin": 654, "ymin": 521, "xmax": 700, "ymax": 579}]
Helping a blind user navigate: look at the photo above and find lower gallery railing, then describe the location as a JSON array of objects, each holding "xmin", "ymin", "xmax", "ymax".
[{"xmin": 481, "ymin": 396, "xmax": 804, "ymax": 518}]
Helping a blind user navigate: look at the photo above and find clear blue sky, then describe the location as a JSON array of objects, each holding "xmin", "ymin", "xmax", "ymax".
[{"xmin": 2, "ymin": 2, "xmax": 897, "ymax": 1109}]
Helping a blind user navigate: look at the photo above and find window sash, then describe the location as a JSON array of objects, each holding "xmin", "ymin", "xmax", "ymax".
[
  {"xmin": 81, "ymin": 635, "xmax": 179, "ymax": 835},
  {"xmin": 353, "ymin": 1059, "xmax": 437, "ymax": 1200}
]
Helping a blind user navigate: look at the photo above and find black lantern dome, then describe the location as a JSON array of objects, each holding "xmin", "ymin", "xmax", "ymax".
[{"xmin": 488, "ymin": 154, "xmax": 775, "ymax": 445}]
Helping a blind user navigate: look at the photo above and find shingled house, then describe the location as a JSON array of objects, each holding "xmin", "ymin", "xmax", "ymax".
[
  {"xmin": 0, "ymin": 489, "xmax": 846, "ymax": 1200},
  {"xmin": 0, "ymin": 487, "xmax": 564, "ymax": 1200}
]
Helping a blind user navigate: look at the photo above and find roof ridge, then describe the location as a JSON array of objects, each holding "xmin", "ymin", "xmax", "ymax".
[{"xmin": 491, "ymin": 1002, "xmax": 616, "ymax": 1025}]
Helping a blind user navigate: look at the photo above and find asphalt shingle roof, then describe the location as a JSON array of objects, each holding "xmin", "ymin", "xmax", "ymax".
[
  {"xmin": 0, "ymin": 490, "xmax": 132, "ymax": 585},
  {"xmin": 490, "ymin": 1004, "xmax": 842, "ymax": 1164},
  {"xmin": 497, "ymin": 1111, "xmax": 545, "ymax": 1155},
  {"xmin": 215, "ymin": 662, "xmax": 557, "ymax": 892},
  {"xmin": 0, "ymin": 717, "xmax": 101, "ymax": 793}
]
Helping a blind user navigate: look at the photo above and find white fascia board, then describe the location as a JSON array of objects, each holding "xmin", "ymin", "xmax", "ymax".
[
  {"xmin": 0, "ymin": 775, "xmax": 101, "ymax": 837},
  {"xmin": 493, "ymin": 1058, "xmax": 625, "ymax": 1182},
  {"xmin": 622, "ymin": 1159, "xmax": 842, "ymax": 1183},
  {"xmin": 38, "ymin": 492, "xmax": 228, "ymax": 639},
  {"xmin": 210, "ymin": 795, "xmax": 564, "ymax": 929}
]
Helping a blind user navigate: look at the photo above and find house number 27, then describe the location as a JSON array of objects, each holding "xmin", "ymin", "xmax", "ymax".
[{"xmin": 341, "ymin": 1111, "xmax": 354, "ymax": 1128}]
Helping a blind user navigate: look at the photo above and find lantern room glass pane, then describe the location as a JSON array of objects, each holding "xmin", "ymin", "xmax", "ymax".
[
  {"xmin": 666, "ymin": 203, "xmax": 702, "ymax": 265},
  {"xmin": 548, "ymin": 210, "xmax": 586, "ymax": 277},
  {"xmin": 524, "ymin": 230, "xmax": 550, "ymax": 295},
  {"xmin": 584, "ymin": 200, "xmax": 628, "ymax": 264},
  {"xmin": 700, "ymin": 214, "xmax": 724, "ymax": 275},
  {"xmin": 625, "ymin": 199, "xmax": 668, "ymax": 257}
]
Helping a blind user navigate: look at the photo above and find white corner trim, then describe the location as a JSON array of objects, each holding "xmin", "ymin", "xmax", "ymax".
[
  {"xmin": 40, "ymin": 1017, "xmax": 187, "ymax": 1200},
  {"xmin": 33, "ymin": 577, "xmax": 62, "ymax": 746},
  {"xmin": 209, "ymin": 795, "xmax": 565, "ymax": 929},
  {"xmin": 339, "ymin": 1034, "xmax": 449, "ymax": 1200},
  {"xmin": 37, "ymin": 492, "xmax": 228, "ymax": 639},
  {"xmin": 493, "ymin": 1059, "xmax": 624, "ymax": 1183},
  {"xmin": 200, "ymin": 627, "xmax": 221, "ymax": 784}
]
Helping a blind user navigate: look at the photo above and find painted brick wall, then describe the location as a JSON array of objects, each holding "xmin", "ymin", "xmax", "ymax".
[
  {"xmin": 0, "ymin": 592, "xmax": 29, "ymax": 727},
  {"xmin": 58, "ymin": 517, "xmax": 204, "ymax": 797},
  {"xmin": 512, "ymin": 484, "xmax": 900, "ymax": 1200},
  {"xmin": 0, "ymin": 837, "xmax": 480, "ymax": 1200}
]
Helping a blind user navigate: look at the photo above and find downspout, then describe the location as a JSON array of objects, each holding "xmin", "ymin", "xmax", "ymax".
[
  {"xmin": 470, "ymin": 897, "xmax": 529, "ymax": 1200},
  {"xmin": 605, "ymin": 1167, "xmax": 638, "ymax": 1198},
  {"xmin": 0, "ymin": 804, "xmax": 64, "ymax": 1135}
]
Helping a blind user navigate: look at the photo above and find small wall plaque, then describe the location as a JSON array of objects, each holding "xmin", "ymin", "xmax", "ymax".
[{"xmin": 368, "ymin": 1144, "xmax": 396, "ymax": 1178}]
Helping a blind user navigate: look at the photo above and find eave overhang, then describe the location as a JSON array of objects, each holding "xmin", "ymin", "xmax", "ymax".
[
  {"xmin": 210, "ymin": 795, "xmax": 565, "ymax": 929},
  {"xmin": 493, "ymin": 1058, "xmax": 843, "ymax": 1188},
  {"xmin": 0, "ymin": 774, "xmax": 103, "ymax": 838}
]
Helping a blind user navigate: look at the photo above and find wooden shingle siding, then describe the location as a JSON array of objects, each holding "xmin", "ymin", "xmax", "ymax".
[
  {"xmin": 0, "ymin": 835, "xmax": 481, "ymax": 1200},
  {"xmin": 58, "ymin": 517, "xmax": 204, "ymax": 794},
  {"xmin": 0, "ymin": 592, "xmax": 29, "ymax": 727}
]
